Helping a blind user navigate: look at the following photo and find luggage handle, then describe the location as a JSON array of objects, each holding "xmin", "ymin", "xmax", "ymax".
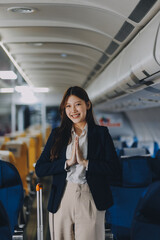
[{"xmin": 36, "ymin": 183, "xmax": 43, "ymax": 240}]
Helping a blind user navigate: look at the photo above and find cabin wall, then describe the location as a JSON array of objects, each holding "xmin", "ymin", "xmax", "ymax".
[{"xmin": 95, "ymin": 111, "xmax": 135, "ymax": 138}]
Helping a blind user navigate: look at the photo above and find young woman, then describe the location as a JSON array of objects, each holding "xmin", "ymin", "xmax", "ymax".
[{"xmin": 35, "ymin": 86, "xmax": 121, "ymax": 240}]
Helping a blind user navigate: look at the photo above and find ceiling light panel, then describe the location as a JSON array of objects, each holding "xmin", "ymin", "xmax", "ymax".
[
  {"xmin": 0, "ymin": 88, "xmax": 14, "ymax": 93},
  {"xmin": 0, "ymin": 70, "xmax": 17, "ymax": 80}
]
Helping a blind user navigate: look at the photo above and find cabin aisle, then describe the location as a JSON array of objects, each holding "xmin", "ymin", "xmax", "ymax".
[{"xmin": 23, "ymin": 177, "xmax": 51, "ymax": 240}]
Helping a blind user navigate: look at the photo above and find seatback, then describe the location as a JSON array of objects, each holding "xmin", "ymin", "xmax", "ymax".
[
  {"xmin": 45, "ymin": 125, "xmax": 52, "ymax": 144},
  {"xmin": 106, "ymin": 155, "xmax": 152, "ymax": 240},
  {"xmin": 0, "ymin": 160, "xmax": 24, "ymax": 234},
  {"xmin": 119, "ymin": 136, "xmax": 137, "ymax": 148},
  {"xmin": 0, "ymin": 137, "xmax": 5, "ymax": 149},
  {"xmin": 0, "ymin": 150, "xmax": 16, "ymax": 165},
  {"xmin": 131, "ymin": 181, "xmax": 160, "ymax": 240},
  {"xmin": 27, "ymin": 131, "xmax": 43, "ymax": 160},
  {"xmin": 1, "ymin": 140, "xmax": 29, "ymax": 195},
  {"xmin": 0, "ymin": 200, "xmax": 12, "ymax": 240},
  {"xmin": 17, "ymin": 136, "xmax": 36, "ymax": 173},
  {"xmin": 122, "ymin": 155, "xmax": 152, "ymax": 187},
  {"xmin": 121, "ymin": 147, "xmax": 148, "ymax": 157},
  {"xmin": 137, "ymin": 141, "xmax": 159, "ymax": 157}
]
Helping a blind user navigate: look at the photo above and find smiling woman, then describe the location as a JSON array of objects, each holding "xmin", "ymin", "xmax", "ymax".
[
  {"xmin": 35, "ymin": 86, "xmax": 122, "ymax": 240},
  {"xmin": 0, "ymin": 1, "xmax": 160, "ymax": 239}
]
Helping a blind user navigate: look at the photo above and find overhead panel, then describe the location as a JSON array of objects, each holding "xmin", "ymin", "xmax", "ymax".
[{"xmin": 0, "ymin": 0, "xmax": 159, "ymax": 95}]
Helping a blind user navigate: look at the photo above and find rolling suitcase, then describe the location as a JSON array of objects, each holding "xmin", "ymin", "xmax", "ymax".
[{"xmin": 36, "ymin": 183, "xmax": 43, "ymax": 240}]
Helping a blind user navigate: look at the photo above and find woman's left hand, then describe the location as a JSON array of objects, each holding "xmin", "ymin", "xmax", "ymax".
[{"xmin": 75, "ymin": 136, "xmax": 88, "ymax": 167}]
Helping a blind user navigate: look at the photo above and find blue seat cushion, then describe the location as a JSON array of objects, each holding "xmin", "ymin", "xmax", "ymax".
[
  {"xmin": 131, "ymin": 219, "xmax": 160, "ymax": 240},
  {"xmin": 0, "ymin": 185, "xmax": 24, "ymax": 233},
  {"xmin": 0, "ymin": 200, "xmax": 12, "ymax": 240},
  {"xmin": 122, "ymin": 156, "xmax": 152, "ymax": 187},
  {"xmin": 138, "ymin": 181, "xmax": 160, "ymax": 221},
  {"xmin": 106, "ymin": 186, "xmax": 147, "ymax": 240}
]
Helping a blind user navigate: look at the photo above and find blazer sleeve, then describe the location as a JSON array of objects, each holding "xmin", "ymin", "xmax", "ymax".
[
  {"xmin": 35, "ymin": 129, "xmax": 66, "ymax": 178},
  {"xmin": 87, "ymin": 127, "xmax": 122, "ymax": 184}
]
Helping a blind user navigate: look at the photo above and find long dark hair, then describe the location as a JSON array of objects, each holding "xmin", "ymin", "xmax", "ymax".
[{"xmin": 50, "ymin": 86, "xmax": 95, "ymax": 160}]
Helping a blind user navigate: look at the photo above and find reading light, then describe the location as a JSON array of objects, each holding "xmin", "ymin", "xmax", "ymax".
[
  {"xmin": 33, "ymin": 43, "xmax": 44, "ymax": 46},
  {"xmin": 61, "ymin": 53, "xmax": 67, "ymax": 58}
]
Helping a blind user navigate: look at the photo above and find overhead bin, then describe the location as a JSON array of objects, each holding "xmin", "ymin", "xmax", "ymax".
[{"xmin": 87, "ymin": 11, "xmax": 160, "ymax": 103}]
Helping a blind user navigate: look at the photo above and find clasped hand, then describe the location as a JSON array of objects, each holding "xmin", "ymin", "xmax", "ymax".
[{"xmin": 66, "ymin": 136, "xmax": 88, "ymax": 168}]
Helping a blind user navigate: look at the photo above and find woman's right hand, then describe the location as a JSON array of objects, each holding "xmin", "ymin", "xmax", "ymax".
[{"xmin": 66, "ymin": 138, "xmax": 77, "ymax": 167}]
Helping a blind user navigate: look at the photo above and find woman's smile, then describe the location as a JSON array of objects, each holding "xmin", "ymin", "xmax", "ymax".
[
  {"xmin": 71, "ymin": 113, "xmax": 80, "ymax": 119},
  {"xmin": 65, "ymin": 95, "xmax": 89, "ymax": 128}
]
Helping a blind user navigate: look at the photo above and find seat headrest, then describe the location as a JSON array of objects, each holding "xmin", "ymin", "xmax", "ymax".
[{"xmin": 123, "ymin": 148, "xmax": 147, "ymax": 157}]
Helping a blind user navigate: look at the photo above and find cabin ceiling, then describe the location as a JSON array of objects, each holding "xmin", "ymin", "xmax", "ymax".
[{"xmin": 0, "ymin": 0, "xmax": 160, "ymax": 109}]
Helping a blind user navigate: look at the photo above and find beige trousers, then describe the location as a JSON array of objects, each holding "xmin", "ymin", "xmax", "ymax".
[{"xmin": 49, "ymin": 181, "xmax": 105, "ymax": 240}]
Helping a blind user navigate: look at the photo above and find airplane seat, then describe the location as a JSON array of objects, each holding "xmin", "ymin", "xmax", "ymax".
[
  {"xmin": 113, "ymin": 140, "xmax": 127, "ymax": 158},
  {"xmin": 155, "ymin": 149, "xmax": 160, "ymax": 158},
  {"xmin": 0, "ymin": 160, "xmax": 24, "ymax": 235},
  {"xmin": 135, "ymin": 141, "xmax": 159, "ymax": 157},
  {"xmin": 0, "ymin": 200, "xmax": 12, "ymax": 240},
  {"xmin": 36, "ymin": 132, "xmax": 43, "ymax": 158},
  {"xmin": 17, "ymin": 136, "xmax": 37, "ymax": 195},
  {"xmin": 4, "ymin": 136, "xmax": 12, "ymax": 142},
  {"xmin": 122, "ymin": 156, "xmax": 152, "ymax": 187},
  {"xmin": 131, "ymin": 181, "xmax": 160, "ymax": 240},
  {"xmin": 150, "ymin": 150, "xmax": 160, "ymax": 182},
  {"xmin": 0, "ymin": 136, "xmax": 11, "ymax": 149},
  {"xmin": 119, "ymin": 136, "xmax": 137, "ymax": 148},
  {"xmin": 120, "ymin": 147, "xmax": 148, "ymax": 158},
  {"xmin": 0, "ymin": 150, "xmax": 16, "ymax": 165},
  {"xmin": 1, "ymin": 140, "xmax": 30, "ymax": 196},
  {"xmin": 17, "ymin": 136, "xmax": 36, "ymax": 173},
  {"xmin": 45, "ymin": 125, "xmax": 52, "ymax": 144},
  {"xmin": 0, "ymin": 137, "xmax": 5, "ymax": 149},
  {"xmin": 106, "ymin": 155, "xmax": 152, "ymax": 240},
  {"xmin": 113, "ymin": 140, "xmax": 126, "ymax": 149},
  {"xmin": 27, "ymin": 131, "xmax": 43, "ymax": 160},
  {"xmin": 5, "ymin": 131, "xmax": 26, "ymax": 141}
]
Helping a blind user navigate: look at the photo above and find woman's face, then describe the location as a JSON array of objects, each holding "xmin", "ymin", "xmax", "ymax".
[{"xmin": 65, "ymin": 95, "xmax": 90, "ymax": 128}]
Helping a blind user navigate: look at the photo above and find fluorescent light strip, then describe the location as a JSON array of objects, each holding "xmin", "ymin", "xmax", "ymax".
[
  {"xmin": 34, "ymin": 87, "xmax": 49, "ymax": 93},
  {"xmin": 0, "ymin": 71, "xmax": 17, "ymax": 80},
  {"xmin": 15, "ymin": 86, "xmax": 49, "ymax": 93},
  {"xmin": 0, "ymin": 88, "xmax": 14, "ymax": 93},
  {"xmin": 15, "ymin": 86, "xmax": 30, "ymax": 93},
  {"xmin": 0, "ymin": 42, "xmax": 33, "ymax": 87}
]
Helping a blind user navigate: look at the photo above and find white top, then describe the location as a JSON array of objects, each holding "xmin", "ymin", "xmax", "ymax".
[{"xmin": 65, "ymin": 124, "xmax": 88, "ymax": 184}]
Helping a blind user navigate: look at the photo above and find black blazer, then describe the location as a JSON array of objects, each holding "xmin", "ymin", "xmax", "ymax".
[{"xmin": 35, "ymin": 123, "xmax": 121, "ymax": 213}]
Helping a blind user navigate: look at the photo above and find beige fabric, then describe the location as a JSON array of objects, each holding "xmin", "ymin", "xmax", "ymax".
[
  {"xmin": 0, "ymin": 150, "xmax": 10, "ymax": 162},
  {"xmin": 5, "ymin": 141, "xmax": 22, "ymax": 158},
  {"xmin": 49, "ymin": 181, "xmax": 105, "ymax": 240}
]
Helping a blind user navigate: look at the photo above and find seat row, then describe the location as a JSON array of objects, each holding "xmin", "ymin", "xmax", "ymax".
[
  {"xmin": 0, "ymin": 124, "xmax": 52, "ymax": 239},
  {"xmin": 113, "ymin": 138, "xmax": 160, "ymax": 158},
  {"xmin": 106, "ymin": 153, "xmax": 160, "ymax": 240}
]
